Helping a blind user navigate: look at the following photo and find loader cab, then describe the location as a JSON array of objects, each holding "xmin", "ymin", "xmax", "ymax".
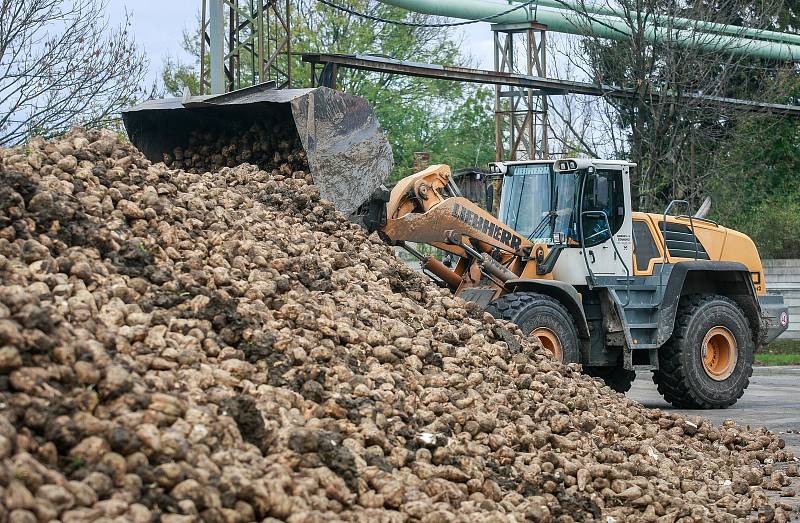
[{"xmin": 490, "ymin": 159, "xmax": 634, "ymax": 285}]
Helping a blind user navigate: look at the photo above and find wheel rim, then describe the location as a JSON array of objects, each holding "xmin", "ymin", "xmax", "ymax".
[
  {"xmin": 532, "ymin": 327, "xmax": 563, "ymax": 361},
  {"xmin": 701, "ymin": 326, "xmax": 737, "ymax": 381}
]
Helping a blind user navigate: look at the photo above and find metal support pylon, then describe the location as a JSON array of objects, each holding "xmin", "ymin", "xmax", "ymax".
[
  {"xmin": 200, "ymin": 0, "xmax": 292, "ymax": 94},
  {"xmin": 493, "ymin": 22, "xmax": 549, "ymax": 161}
]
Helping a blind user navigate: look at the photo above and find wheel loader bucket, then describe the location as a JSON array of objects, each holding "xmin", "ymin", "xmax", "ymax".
[{"xmin": 122, "ymin": 85, "xmax": 394, "ymax": 216}]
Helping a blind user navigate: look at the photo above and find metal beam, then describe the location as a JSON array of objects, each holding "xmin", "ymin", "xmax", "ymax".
[
  {"xmin": 492, "ymin": 23, "xmax": 549, "ymax": 161},
  {"xmin": 301, "ymin": 53, "xmax": 800, "ymax": 117},
  {"xmin": 201, "ymin": 0, "xmax": 292, "ymax": 95},
  {"xmin": 209, "ymin": 0, "xmax": 225, "ymax": 94}
]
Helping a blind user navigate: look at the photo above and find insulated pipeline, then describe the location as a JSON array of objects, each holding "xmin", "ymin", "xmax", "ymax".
[
  {"xmin": 512, "ymin": 0, "xmax": 800, "ymax": 47},
  {"xmin": 378, "ymin": 0, "xmax": 800, "ymax": 61}
]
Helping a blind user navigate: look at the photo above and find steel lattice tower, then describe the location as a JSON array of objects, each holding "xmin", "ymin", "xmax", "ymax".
[
  {"xmin": 492, "ymin": 22, "xmax": 549, "ymax": 161},
  {"xmin": 200, "ymin": 0, "xmax": 292, "ymax": 94}
]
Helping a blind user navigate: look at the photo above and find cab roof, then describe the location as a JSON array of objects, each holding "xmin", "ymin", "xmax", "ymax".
[{"xmin": 491, "ymin": 159, "xmax": 637, "ymax": 168}]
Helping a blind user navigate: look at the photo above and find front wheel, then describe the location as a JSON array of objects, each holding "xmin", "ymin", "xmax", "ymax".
[
  {"xmin": 486, "ymin": 292, "xmax": 581, "ymax": 363},
  {"xmin": 652, "ymin": 295, "xmax": 755, "ymax": 409}
]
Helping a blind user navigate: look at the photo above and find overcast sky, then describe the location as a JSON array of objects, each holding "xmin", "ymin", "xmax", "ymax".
[
  {"xmin": 106, "ymin": 0, "xmax": 198, "ymax": 84},
  {"xmin": 104, "ymin": 0, "xmax": 497, "ymax": 86}
]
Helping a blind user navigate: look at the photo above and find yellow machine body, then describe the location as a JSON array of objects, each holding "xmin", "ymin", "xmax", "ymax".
[{"xmin": 632, "ymin": 212, "xmax": 766, "ymax": 295}]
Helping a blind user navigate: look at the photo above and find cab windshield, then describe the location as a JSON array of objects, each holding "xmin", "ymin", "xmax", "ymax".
[{"xmin": 498, "ymin": 164, "xmax": 579, "ymax": 242}]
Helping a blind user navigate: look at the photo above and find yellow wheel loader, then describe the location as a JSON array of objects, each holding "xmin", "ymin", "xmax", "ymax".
[
  {"xmin": 124, "ymin": 85, "xmax": 787, "ymax": 409},
  {"xmin": 359, "ymin": 160, "xmax": 789, "ymax": 409}
]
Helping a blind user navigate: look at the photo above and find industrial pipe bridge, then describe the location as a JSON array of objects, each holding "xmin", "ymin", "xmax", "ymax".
[
  {"xmin": 303, "ymin": 53, "xmax": 800, "ymax": 118},
  {"xmin": 203, "ymin": 0, "xmax": 800, "ymax": 159}
]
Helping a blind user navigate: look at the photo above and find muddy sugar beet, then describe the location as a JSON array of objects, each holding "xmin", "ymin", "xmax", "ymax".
[
  {"xmin": 163, "ymin": 124, "xmax": 308, "ymax": 175},
  {"xmin": 0, "ymin": 128, "xmax": 796, "ymax": 522}
]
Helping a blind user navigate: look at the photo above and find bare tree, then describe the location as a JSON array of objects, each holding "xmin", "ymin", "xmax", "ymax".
[
  {"xmin": 547, "ymin": 50, "xmax": 625, "ymax": 159},
  {"xmin": 0, "ymin": 0, "xmax": 149, "ymax": 146},
  {"xmin": 547, "ymin": 0, "xmax": 790, "ymax": 210}
]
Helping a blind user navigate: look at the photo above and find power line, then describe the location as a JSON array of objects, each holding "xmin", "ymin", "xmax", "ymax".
[{"xmin": 314, "ymin": 0, "xmax": 538, "ymax": 27}]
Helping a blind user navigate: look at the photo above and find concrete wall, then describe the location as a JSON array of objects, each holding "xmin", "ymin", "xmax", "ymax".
[{"xmin": 763, "ymin": 259, "xmax": 800, "ymax": 340}]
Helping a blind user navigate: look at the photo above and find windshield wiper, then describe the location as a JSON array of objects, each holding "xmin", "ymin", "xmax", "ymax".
[
  {"xmin": 511, "ymin": 175, "xmax": 527, "ymax": 227},
  {"xmin": 528, "ymin": 211, "xmax": 556, "ymax": 241}
]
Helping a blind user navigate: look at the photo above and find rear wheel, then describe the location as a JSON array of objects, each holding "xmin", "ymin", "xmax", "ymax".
[
  {"xmin": 652, "ymin": 295, "xmax": 755, "ymax": 409},
  {"xmin": 486, "ymin": 292, "xmax": 581, "ymax": 363},
  {"xmin": 585, "ymin": 366, "xmax": 636, "ymax": 393}
]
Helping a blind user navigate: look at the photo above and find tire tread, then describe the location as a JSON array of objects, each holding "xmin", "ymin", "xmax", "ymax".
[
  {"xmin": 486, "ymin": 293, "xmax": 572, "ymax": 323},
  {"xmin": 485, "ymin": 292, "xmax": 580, "ymax": 363},
  {"xmin": 652, "ymin": 294, "xmax": 754, "ymax": 409}
]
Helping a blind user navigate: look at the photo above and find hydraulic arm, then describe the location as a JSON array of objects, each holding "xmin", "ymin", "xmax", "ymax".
[{"xmin": 363, "ymin": 164, "xmax": 547, "ymax": 293}]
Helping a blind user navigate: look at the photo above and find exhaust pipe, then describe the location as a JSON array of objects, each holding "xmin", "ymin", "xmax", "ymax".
[{"xmin": 694, "ymin": 197, "xmax": 712, "ymax": 219}]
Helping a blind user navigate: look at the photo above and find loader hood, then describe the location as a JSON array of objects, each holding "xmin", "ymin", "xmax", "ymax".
[{"xmin": 122, "ymin": 85, "xmax": 394, "ymax": 215}]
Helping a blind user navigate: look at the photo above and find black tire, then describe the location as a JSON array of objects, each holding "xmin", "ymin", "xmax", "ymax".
[
  {"xmin": 585, "ymin": 366, "xmax": 636, "ymax": 393},
  {"xmin": 652, "ymin": 294, "xmax": 755, "ymax": 409},
  {"xmin": 486, "ymin": 292, "xmax": 581, "ymax": 364}
]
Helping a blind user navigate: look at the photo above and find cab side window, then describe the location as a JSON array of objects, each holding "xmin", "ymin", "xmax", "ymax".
[
  {"xmin": 632, "ymin": 220, "xmax": 660, "ymax": 272},
  {"xmin": 580, "ymin": 169, "xmax": 624, "ymax": 247}
]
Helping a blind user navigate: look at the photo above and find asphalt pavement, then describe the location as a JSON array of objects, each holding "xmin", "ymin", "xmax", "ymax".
[{"xmin": 628, "ymin": 366, "xmax": 800, "ymax": 514}]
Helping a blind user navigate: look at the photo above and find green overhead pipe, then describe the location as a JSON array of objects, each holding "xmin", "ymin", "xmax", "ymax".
[
  {"xmin": 512, "ymin": 0, "xmax": 800, "ymax": 47},
  {"xmin": 378, "ymin": 0, "xmax": 800, "ymax": 61}
]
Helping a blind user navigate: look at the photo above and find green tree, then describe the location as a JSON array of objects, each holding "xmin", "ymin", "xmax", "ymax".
[
  {"xmin": 706, "ymin": 74, "xmax": 800, "ymax": 258},
  {"xmin": 424, "ymin": 87, "xmax": 496, "ymax": 170},
  {"xmin": 564, "ymin": 0, "xmax": 791, "ymax": 211},
  {"xmin": 161, "ymin": 17, "xmax": 203, "ymax": 97}
]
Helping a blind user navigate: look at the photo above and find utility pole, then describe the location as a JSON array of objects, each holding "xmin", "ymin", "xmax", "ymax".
[{"xmin": 209, "ymin": 0, "xmax": 225, "ymax": 94}]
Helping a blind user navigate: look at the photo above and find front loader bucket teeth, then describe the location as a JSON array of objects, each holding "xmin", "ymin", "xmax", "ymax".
[{"xmin": 122, "ymin": 84, "xmax": 393, "ymax": 216}]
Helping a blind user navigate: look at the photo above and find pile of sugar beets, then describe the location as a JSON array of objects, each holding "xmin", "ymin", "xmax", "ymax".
[{"xmin": 0, "ymin": 128, "xmax": 797, "ymax": 523}]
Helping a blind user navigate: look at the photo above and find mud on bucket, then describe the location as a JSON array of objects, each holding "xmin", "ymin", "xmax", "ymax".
[{"xmin": 123, "ymin": 85, "xmax": 394, "ymax": 216}]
